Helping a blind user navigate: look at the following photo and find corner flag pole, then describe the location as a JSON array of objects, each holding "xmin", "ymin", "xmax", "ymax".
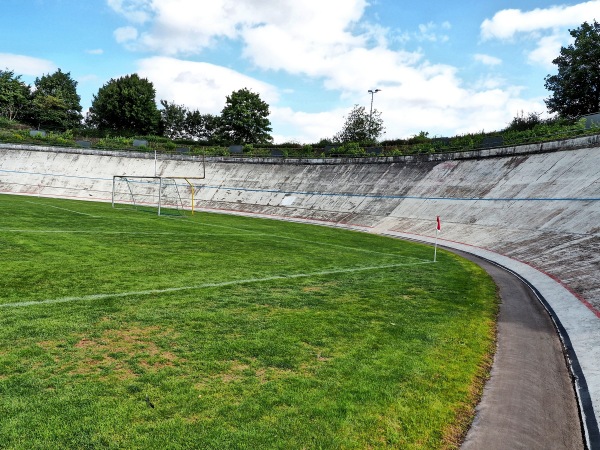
[{"xmin": 434, "ymin": 216, "xmax": 441, "ymax": 262}]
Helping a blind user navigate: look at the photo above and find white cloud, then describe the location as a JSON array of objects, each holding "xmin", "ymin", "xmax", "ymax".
[
  {"xmin": 474, "ymin": 53, "xmax": 502, "ymax": 66},
  {"xmin": 271, "ymin": 107, "xmax": 346, "ymax": 144},
  {"xmin": 114, "ymin": 26, "xmax": 138, "ymax": 43},
  {"xmin": 85, "ymin": 49, "xmax": 104, "ymax": 55},
  {"xmin": 480, "ymin": 1, "xmax": 600, "ymax": 40},
  {"xmin": 0, "ymin": 53, "xmax": 56, "ymax": 76},
  {"xmin": 136, "ymin": 56, "xmax": 279, "ymax": 114},
  {"xmin": 416, "ymin": 22, "xmax": 450, "ymax": 42},
  {"xmin": 471, "ymin": 75, "xmax": 508, "ymax": 90},
  {"xmin": 479, "ymin": 2, "xmax": 599, "ymax": 70},
  {"xmin": 527, "ymin": 34, "xmax": 564, "ymax": 68},
  {"xmin": 108, "ymin": 0, "xmax": 368, "ymax": 55},
  {"xmin": 107, "ymin": 0, "xmax": 151, "ymax": 24}
]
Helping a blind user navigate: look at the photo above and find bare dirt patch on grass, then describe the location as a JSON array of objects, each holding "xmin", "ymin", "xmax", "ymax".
[{"xmin": 38, "ymin": 324, "xmax": 182, "ymax": 379}]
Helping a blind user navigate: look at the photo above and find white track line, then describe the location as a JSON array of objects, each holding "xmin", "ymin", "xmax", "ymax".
[{"xmin": 0, "ymin": 261, "xmax": 434, "ymax": 309}]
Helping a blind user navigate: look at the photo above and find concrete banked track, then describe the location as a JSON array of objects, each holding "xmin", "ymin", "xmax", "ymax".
[{"xmin": 1, "ymin": 136, "xmax": 599, "ymax": 447}]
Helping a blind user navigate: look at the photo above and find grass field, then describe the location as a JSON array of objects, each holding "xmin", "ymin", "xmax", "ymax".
[{"xmin": 0, "ymin": 193, "xmax": 498, "ymax": 449}]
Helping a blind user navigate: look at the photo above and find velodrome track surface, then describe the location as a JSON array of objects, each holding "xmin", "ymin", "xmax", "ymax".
[
  {"xmin": 1, "ymin": 136, "xmax": 599, "ymax": 447},
  {"xmin": 405, "ymin": 243, "xmax": 584, "ymax": 449}
]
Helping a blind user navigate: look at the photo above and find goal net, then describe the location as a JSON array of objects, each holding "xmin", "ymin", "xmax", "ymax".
[{"xmin": 111, "ymin": 176, "xmax": 202, "ymax": 216}]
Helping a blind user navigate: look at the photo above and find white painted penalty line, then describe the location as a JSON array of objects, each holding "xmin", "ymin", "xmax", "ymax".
[{"xmin": 1, "ymin": 261, "xmax": 434, "ymax": 309}]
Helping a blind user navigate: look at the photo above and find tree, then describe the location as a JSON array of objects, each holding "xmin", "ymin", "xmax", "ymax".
[
  {"xmin": 160, "ymin": 100, "xmax": 188, "ymax": 139},
  {"xmin": 333, "ymin": 104, "xmax": 385, "ymax": 144},
  {"xmin": 218, "ymin": 88, "xmax": 272, "ymax": 144},
  {"xmin": 185, "ymin": 110, "xmax": 220, "ymax": 142},
  {"xmin": 87, "ymin": 74, "xmax": 161, "ymax": 135},
  {"xmin": 505, "ymin": 111, "xmax": 543, "ymax": 132},
  {"xmin": 0, "ymin": 70, "xmax": 31, "ymax": 121},
  {"xmin": 28, "ymin": 69, "xmax": 82, "ymax": 130},
  {"xmin": 545, "ymin": 20, "xmax": 600, "ymax": 118}
]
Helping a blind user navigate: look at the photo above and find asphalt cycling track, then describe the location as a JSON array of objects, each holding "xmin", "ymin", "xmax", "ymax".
[{"xmin": 451, "ymin": 249, "xmax": 585, "ymax": 449}]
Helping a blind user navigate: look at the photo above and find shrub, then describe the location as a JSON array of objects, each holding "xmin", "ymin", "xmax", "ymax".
[
  {"xmin": 505, "ymin": 111, "xmax": 543, "ymax": 132},
  {"xmin": 335, "ymin": 142, "xmax": 365, "ymax": 156},
  {"xmin": 95, "ymin": 136, "xmax": 132, "ymax": 149}
]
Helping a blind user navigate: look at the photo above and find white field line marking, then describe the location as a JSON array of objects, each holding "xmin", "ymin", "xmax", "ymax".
[
  {"xmin": 1, "ymin": 261, "xmax": 434, "ymax": 309},
  {"xmin": 2, "ymin": 221, "xmax": 423, "ymax": 260},
  {"xmin": 10, "ymin": 201, "xmax": 423, "ymax": 258},
  {"xmin": 24, "ymin": 201, "xmax": 101, "ymax": 218},
  {"xmin": 237, "ymin": 232, "xmax": 415, "ymax": 259},
  {"xmin": 14, "ymin": 199, "xmax": 412, "ymax": 259},
  {"xmin": 193, "ymin": 220, "xmax": 416, "ymax": 259},
  {"xmin": 1, "ymin": 222, "xmax": 422, "ymax": 259},
  {"xmin": 0, "ymin": 228, "xmax": 256, "ymax": 237}
]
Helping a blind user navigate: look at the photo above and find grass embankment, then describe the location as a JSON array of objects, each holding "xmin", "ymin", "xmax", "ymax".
[
  {"xmin": 1, "ymin": 115, "xmax": 598, "ymax": 158},
  {"xmin": 0, "ymin": 194, "xmax": 497, "ymax": 449}
]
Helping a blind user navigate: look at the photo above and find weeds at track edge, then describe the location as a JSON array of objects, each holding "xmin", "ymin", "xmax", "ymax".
[{"xmin": 442, "ymin": 288, "xmax": 500, "ymax": 449}]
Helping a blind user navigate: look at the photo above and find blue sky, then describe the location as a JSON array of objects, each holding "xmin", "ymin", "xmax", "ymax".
[{"xmin": 1, "ymin": 0, "xmax": 598, "ymax": 143}]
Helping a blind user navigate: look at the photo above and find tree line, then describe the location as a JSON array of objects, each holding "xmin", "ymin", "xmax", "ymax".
[
  {"xmin": 0, "ymin": 68, "xmax": 404, "ymax": 147},
  {"xmin": 0, "ymin": 71, "xmax": 273, "ymax": 145},
  {"xmin": 0, "ymin": 68, "xmax": 82, "ymax": 131}
]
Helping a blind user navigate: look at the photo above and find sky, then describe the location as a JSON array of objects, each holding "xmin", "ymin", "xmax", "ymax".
[{"xmin": 1, "ymin": 0, "xmax": 598, "ymax": 143}]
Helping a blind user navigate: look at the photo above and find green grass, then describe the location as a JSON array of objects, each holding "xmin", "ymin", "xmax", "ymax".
[{"xmin": 0, "ymin": 194, "xmax": 497, "ymax": 449}]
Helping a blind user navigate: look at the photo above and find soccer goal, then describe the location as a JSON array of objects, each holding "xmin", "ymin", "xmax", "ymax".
[{"xmin": 111, "ymin": 176, "xmax": 204, "ymax": 216}]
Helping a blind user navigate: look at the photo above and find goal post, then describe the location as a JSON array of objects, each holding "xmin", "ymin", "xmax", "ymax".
[
  {"xmin": 165, "ymin": 177, "xmax": 203, "ymax": 215},
  {"xmin": 111, "ymin": 176, "xmax": 205, "ymax": 216}
]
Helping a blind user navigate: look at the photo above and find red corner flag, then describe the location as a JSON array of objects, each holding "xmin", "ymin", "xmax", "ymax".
[{"xmin": 434, "ymin": 216, "xmax": 441, "ymax": 262}]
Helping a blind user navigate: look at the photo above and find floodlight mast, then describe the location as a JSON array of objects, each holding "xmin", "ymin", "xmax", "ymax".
[
  {"xmin": 368, "ymin": 88, "xmax": 381, "ymax": 141},
  {"xmin": 368, "ymin": 88, "xmax": 381, "ymax": 118}
]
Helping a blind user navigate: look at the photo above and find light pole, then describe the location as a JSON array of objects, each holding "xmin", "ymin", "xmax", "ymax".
[
  {"xmin": 368, "ymin": 88, "xmax": 381, "ymax": 118},
  {"xmin": 368, "ymin": 89, "xmax": 381, "ymax": 141}
]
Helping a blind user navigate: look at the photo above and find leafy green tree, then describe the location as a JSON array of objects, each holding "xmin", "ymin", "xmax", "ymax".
[
  {"xmin": 28, "ymin": 69, "xmax": 82, "ymax": 130},
  {"xmin": 160, "ymin": 100, "xmax": 188, "ymax": 139},
  {"xmin": 407, "ymin": 131, "xmax": 430, "ymax": 144},
  {"xmin": 545, "ymin": 20, "xmax": 600, "ymax": 117},
  {"xmin": 505, "ymin": 111, "xmax": 543, "ymax": 132},
  {"xmin": 218, "ymin": 88, "xmax": 272, "ymax": 144},
  {"xmin": 333, "ymin": 104, "xmax": 385, "ymax": 144},
  {"xmin": 0, "ymin": 70, "xmax": 31, "ymax": 121},
  {"xmin": 185, "ymin": 110, "xmax": 221, "ymax": 142},
  {"xmin": 87, "ymin": 74, "xmax": 161, "ymax": 135}
]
